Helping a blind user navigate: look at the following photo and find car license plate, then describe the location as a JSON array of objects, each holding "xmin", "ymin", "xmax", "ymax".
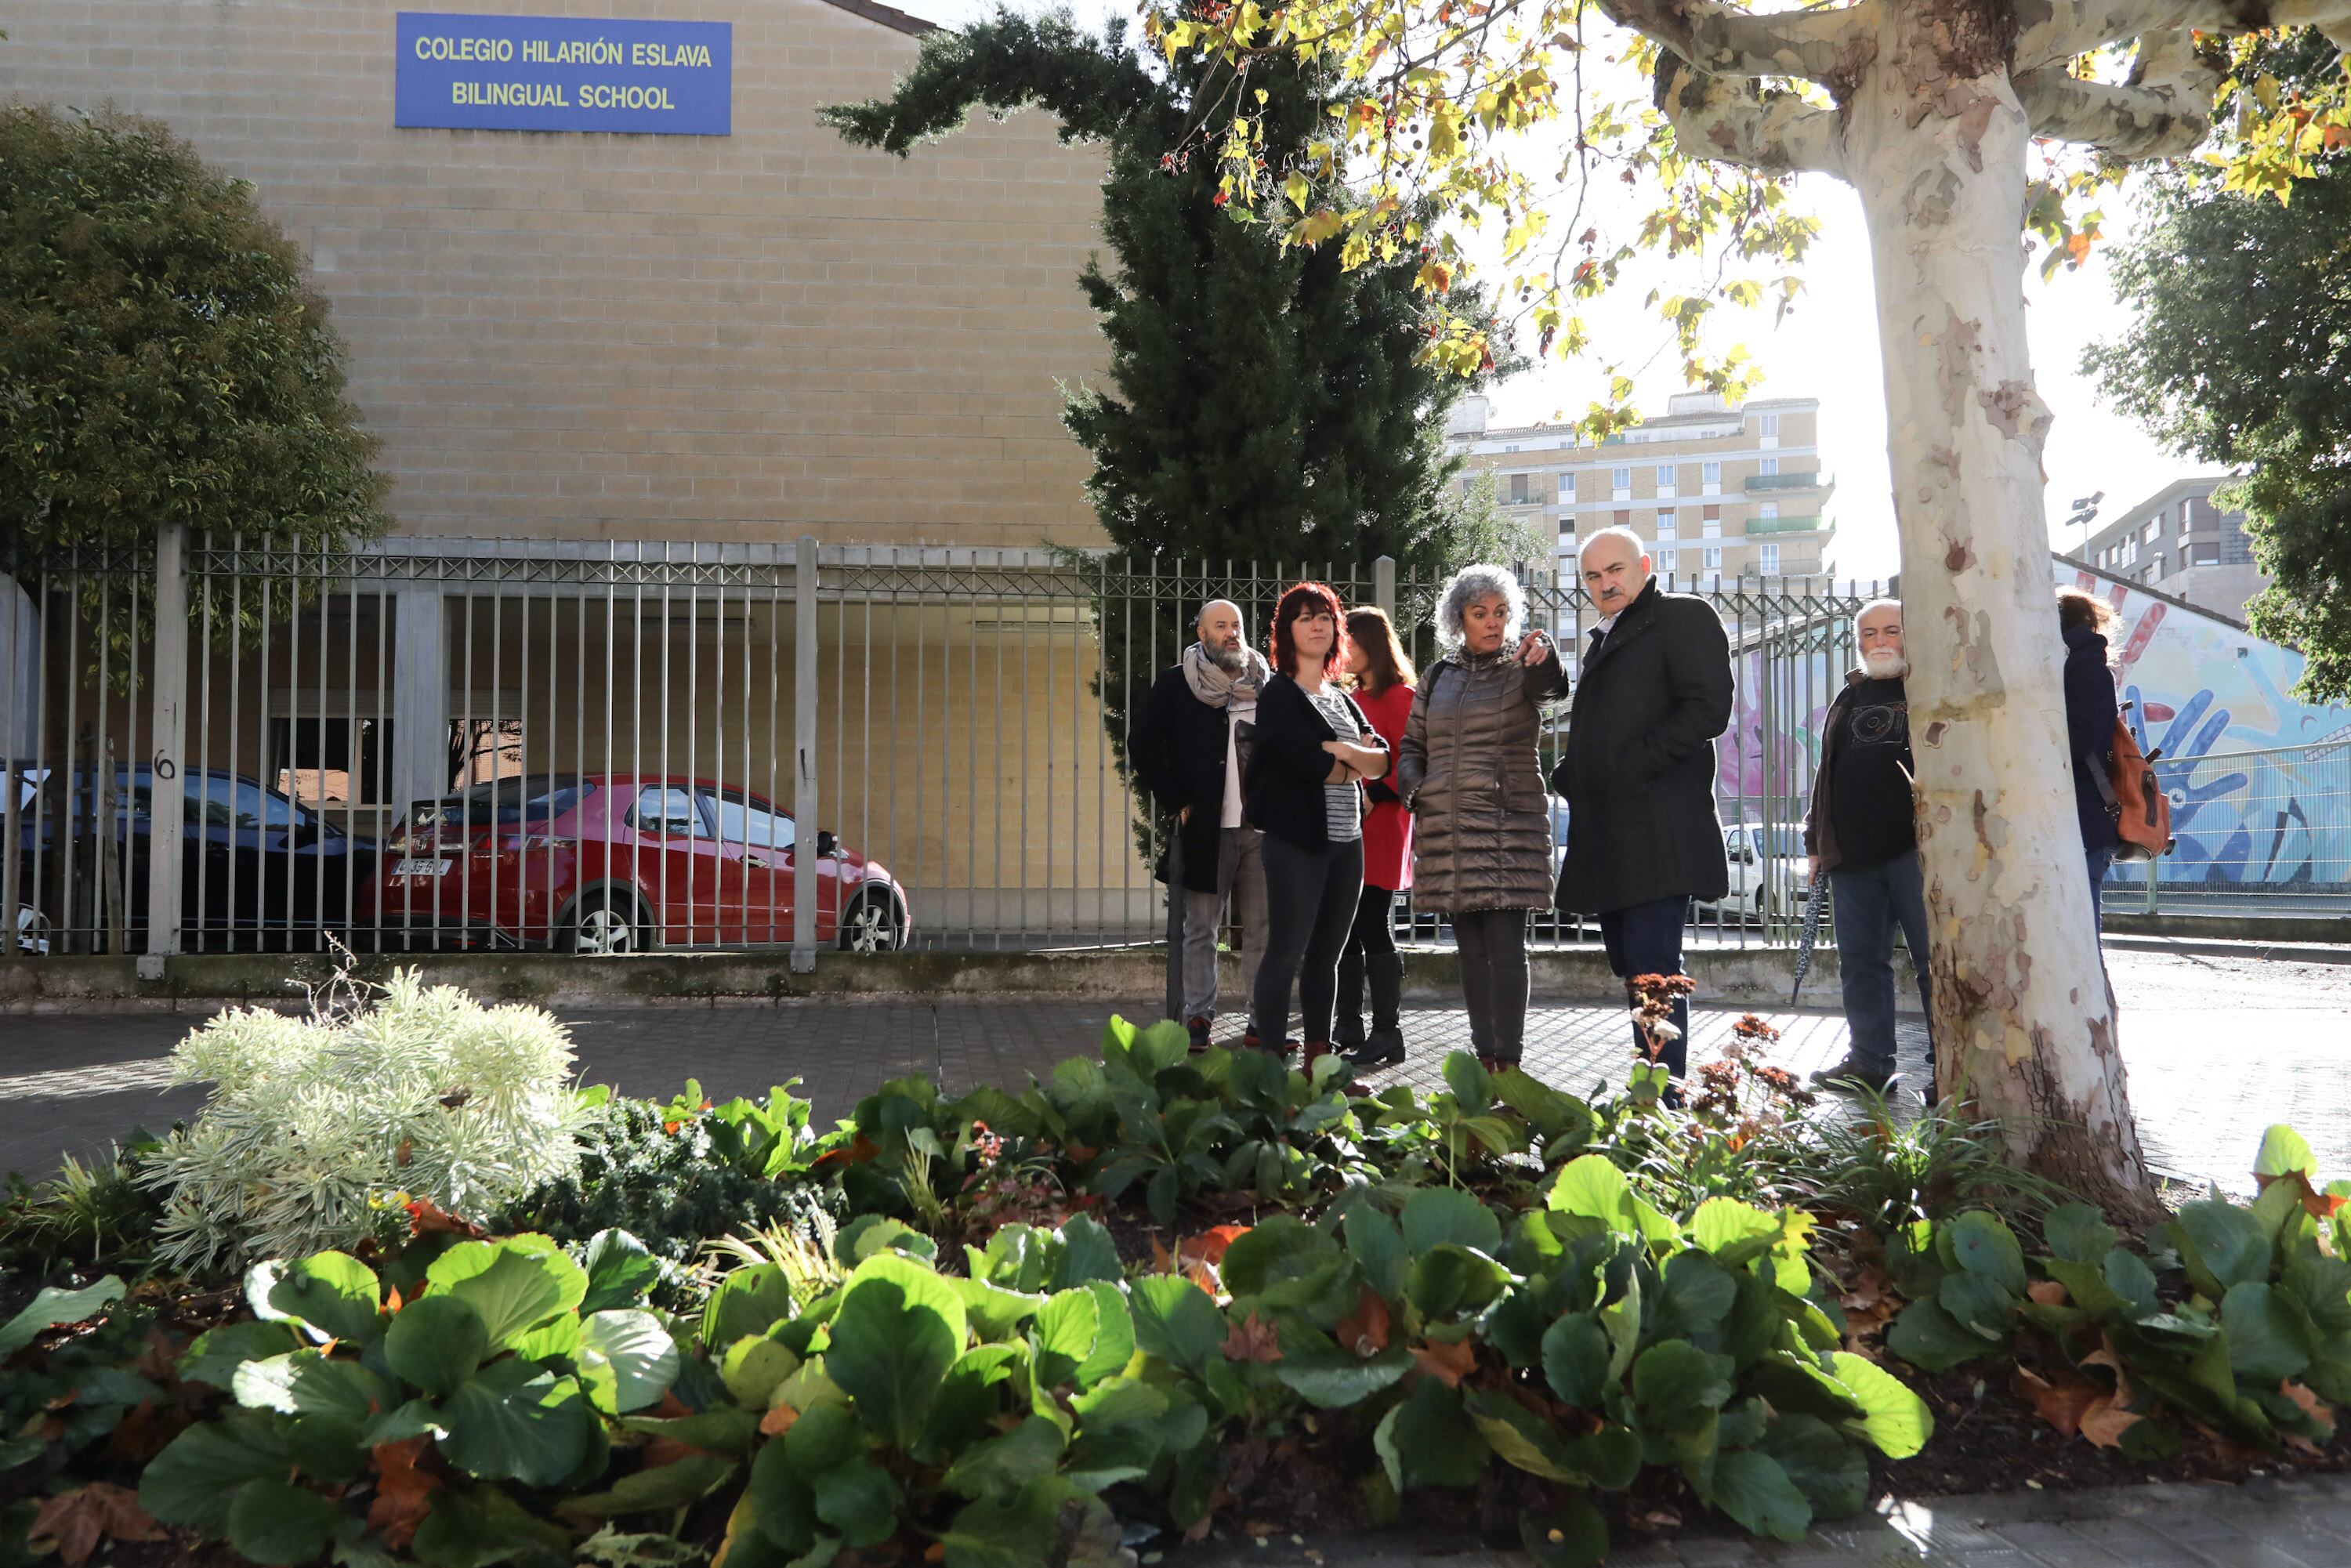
[{"xmin": 393, "ymin": 858, "xmax": 452, "ymax": 878}]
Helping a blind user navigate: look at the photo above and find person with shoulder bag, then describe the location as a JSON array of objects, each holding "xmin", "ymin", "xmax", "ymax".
[
  {"xmin": 1241, "ymin": 583, "xmax": 1389, "ymax": 1073},
  {"xmin": 1335, "ymin": 607, "xmax": 1418, "ymax": 1067},
  {"xmin": 1392, "ymin": 566, "xmax": 1569, "ymax": 1074}
]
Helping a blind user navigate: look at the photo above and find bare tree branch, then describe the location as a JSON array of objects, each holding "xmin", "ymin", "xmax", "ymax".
[
  {"xmin": 1596, "ymin": 0, "xmax": 1878, "ymax": 86},
  {"xmin": 2016, "ymin": 0, "xmax": 2351, "ymax": 71},
  {"xmin": 2015, "ymin": 29, "xmax": 2218, "ymax": 159},
  {"xmin": 1654, "ymin": 56, "xmax": 1847, "ymax": 176}
]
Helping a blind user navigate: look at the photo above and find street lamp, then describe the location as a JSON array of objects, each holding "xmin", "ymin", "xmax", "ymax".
[{"xmin": 2064, "ymin": 491, "xmax": 2103, "ymax": 557}]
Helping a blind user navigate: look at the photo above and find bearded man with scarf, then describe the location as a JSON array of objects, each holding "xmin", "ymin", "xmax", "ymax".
[{"xmin": 1132, "ymin": 599, "xmax": 1273, "ymax": 1052}]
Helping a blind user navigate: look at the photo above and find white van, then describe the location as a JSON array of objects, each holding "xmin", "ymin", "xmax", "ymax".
[{"xmin": 1697, "ymin": 822, "xmax": 1808, "ymax": 921}]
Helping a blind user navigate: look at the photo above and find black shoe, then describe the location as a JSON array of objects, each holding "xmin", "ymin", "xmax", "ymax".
[
  {"xmin": 1343, "ymin": 1027, "xmax": 1405, "ymax": 1070},
  {"xmin": 1186, "ymin": 1016, "xmax": 1212, "ymax": 1055},
  {"xmin": 1809, "ymin": 1055, "xmax": 1899, "ymax": 1094}
]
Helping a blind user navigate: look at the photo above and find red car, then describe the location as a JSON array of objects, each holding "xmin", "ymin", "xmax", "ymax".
[{"xmin": 361, "ymin": 773, "xmax": 910, "ymax": 954}]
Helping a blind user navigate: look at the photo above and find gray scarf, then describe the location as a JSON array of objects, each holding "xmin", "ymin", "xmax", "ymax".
[{"xmin": 1181, "ymin": 641, "xmax": 1269, "ymax": 709}]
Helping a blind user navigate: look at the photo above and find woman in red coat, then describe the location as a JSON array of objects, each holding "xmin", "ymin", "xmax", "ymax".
[{"xmin": 1337, "ymin": 607, "xmax": 1416, "ymax": 1067}]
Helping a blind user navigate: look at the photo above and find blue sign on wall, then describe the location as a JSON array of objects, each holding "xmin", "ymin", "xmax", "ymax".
[{"xmin": 396, "ymin": 13, "xmax": 731, "ymax": 136}]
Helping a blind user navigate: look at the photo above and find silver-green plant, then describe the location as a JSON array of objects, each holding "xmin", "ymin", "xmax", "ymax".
[{"xmin": 139, "ymin": 969, "xmax": 590, "ymax": 1270}]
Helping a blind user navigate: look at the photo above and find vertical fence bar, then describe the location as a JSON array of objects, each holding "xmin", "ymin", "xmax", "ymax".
[
  {"xmin": 792, "ymin": 536, "xmax": 819, "ymax": 972},
  {"xmin": 145, "ymin": 525, "xmax": 190, "ymax": 960}
]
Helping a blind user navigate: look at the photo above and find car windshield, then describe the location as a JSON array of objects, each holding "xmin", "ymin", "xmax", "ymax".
[
  {"xmin": 1726, "ymin": 824, "xmax": 1805, "ymax": 858},
  {"xmin": 423, "ymin": 775, "xmax": 589, "ymax": 828}
]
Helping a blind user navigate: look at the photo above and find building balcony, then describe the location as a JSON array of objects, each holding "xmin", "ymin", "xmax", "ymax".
[
  {"xmin": 1744, "ymin": 471, "xmax": 1828, "ymax": 493},
  {"xmin": 1748, "ymin": 514, "xmax": 1828, "ymax": 535}
]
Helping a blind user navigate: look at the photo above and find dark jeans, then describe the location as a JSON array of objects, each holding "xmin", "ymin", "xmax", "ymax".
[
  {"xmin": 1599, "ymin": 896, "xmax": 1690, "ymax": 1080},
  {"xmin": 1829, "ymin": 851, "xmax": 1934, "ymax": 1079},
  {"xmin": 1251, "ymin": 834, "xmax": 1364, "ymax": 1046},
  {"xmin": 1452, "ymin": 909, "xmax": 1531, "ymax": 1062},
  {"xmin": 2085, "ymin": 846, "xmax": 2112, "ymax": 938},
  {"xmin": 1335, "ymin": 884, "xmax": 1401, "ymax": 1045}
]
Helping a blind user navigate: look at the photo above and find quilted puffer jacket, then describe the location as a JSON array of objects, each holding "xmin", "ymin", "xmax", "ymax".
[{"xmin": 1394, "ymin": 642, "xmax": 1570, "ymax": 914}]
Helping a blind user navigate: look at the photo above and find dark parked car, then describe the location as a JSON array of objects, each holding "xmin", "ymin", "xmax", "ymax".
[
  {"xmin": 358, "ymin": 773, "xmax": 911, "ymax": 954},
  {"xmin": 6, "ymin": 763, "xmax": 379, "ymax": 951}
]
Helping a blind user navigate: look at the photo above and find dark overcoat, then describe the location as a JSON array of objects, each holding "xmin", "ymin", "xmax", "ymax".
[
  {"xmin": 1551, "ymin": 579, "xmax": 1734, "ymax": 914},
  {"xmin": 1129, "ymin": 663, "xmax": 1238, "ymax": 895}
]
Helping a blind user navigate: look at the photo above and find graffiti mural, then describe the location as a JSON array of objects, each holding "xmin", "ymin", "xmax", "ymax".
[{"xmin": 1712, "ymin": 564, "xmax": 2351, "ymax": 895}]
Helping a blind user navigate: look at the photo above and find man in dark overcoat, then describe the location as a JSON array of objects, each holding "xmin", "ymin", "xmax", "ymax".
[
  {"xmin": 1131, "ymin": 599, "xmax": 1270, "ymax": 1052},
  {"xmin": 1552, "ymin": 527, "xmax": 1734, "ymax": 1095}
]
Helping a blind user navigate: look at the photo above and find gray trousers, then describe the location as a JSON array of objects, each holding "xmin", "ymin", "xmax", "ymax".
[{"xmin": 1180, "ymin": 825, "xmax": 1267, "ymax": 1022}]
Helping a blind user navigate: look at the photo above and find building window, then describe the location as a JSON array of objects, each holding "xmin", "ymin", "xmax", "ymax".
[
  {"xmin": 269, "ymin": 716, "xmax": 389, "ymax": 808},
  {"xmin": 2193, "ymin": 545, "xmax": 2220, "ymax": 566},
  {"xmin": 1610, "ymin": 465, "xmax": 1632, "ymax": 500},
  {"xmin": 1759, "ymin": 502, "xmax": 1779, "ymax": 522},
  {"xmin": 1758, "ymin": 411, "xmax": 1780, "ymax": 448},
  {"xmin": 2150, "ymin": 552, "xmax": 2165, "ymax": 579},
  {"xmin": 1657, "ymin": 509, "xmax": 1677, "ymax": 538},
  {"xmin": 1509, "ymin": 473, "xmax": 1531, "ymax": 505},
  {"xmin": 1613, "ymin": 509, "xmax": 1631, "ymax": 527},
  {"xmin": 1557, "ymin": 474, "xmax": 1574, "ymax": 503},
  {"xmin": 1655, "ymin": 463, "xmax": 1677, "ymax": 498},
  {"xmin": 1759, "ymin": 456, "xmax": 1780, "ymax": 477},
  {"xmin": 1759, "ymin": 543, "xmax": 1780, "ymax": 574},
  {"xmin": 1701, "ymin": 461, "xmax": 1722, "ymax": 496},
  {"xmin": 2141, "ymin": 521, "xmax": 2159, "ymax": 545},
  {"xmin": 1504, "ymin": 444, "xmax": 1519, "ymax": 453},
  {"xmin": 1660, "ymin": 549, "xmax": 1679, "ymax": 574},
  {"xmin": 1702, "ymin": 505, "xmax": 1722, "ymax": 538},
  {"xmin": 1704, "ymin": 547, "xmax": 1722, "ymax": 571},
  {"xmin": 2179, "ymin": 507, "xmax": 2193, "ymax": 538}
]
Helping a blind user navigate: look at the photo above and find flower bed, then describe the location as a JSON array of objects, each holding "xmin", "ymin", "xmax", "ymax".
[{"xmin": 1, "ymin": 976, "xmax": 2343, "ymax": 1568}]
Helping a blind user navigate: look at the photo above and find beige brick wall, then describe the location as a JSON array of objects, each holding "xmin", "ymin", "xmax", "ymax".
[{"xmin": 2, "ymin": 0, "xmax": 1112, "ymax": 550}]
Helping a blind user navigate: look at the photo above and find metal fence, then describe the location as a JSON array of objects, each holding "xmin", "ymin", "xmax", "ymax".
[
  {"xmin": 5, "ymin": 531, "xmax": 1891, "ymax": 962},
  {"xmin": 2101, "ymin": 740, "xmax": 2351, "ymax": 916}
]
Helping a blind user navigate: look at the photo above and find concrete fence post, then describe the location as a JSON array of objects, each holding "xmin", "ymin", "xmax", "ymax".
[
  {"xmin": 792, "ymin": 536, "xmax": 819, "ymax": 973},
  {"xmin": 144, "ymin": 524, "xmax": 190, "ymax": 962},
  {"xmin": 1374, "ymin": 555, "xmax": 1396, "ymax": 621}
]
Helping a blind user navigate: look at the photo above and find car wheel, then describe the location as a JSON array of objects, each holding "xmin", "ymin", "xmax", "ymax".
[
  {"xmin": 567, "ymin": 898, "xmax": 646, "ymax": 956},
  {"xmin": 838, "ymin": 889, "xmax": 902, "ymax": 953}
]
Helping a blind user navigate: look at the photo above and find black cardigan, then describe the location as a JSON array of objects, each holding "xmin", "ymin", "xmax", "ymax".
[{"xmin": 1241, "ymin": 673, "xmax": 1386, "ymax": 852}]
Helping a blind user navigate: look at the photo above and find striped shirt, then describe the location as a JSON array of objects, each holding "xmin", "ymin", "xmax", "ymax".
[{"xmin": 1308, "ymin": 686, "xmax": 1364, "ymax": 842}]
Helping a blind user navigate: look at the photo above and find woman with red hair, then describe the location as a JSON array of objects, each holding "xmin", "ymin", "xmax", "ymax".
[{"xmin": 1240, "ymin": 582, "xmax": 1390, "ymax": 1069}]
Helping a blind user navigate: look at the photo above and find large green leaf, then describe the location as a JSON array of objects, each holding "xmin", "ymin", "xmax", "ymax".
[
  {"xmin": 1462, "ymin": 1389, "xmax": 1581, "ymax": 1483},
  {"xmin": 1539, "ymin": 1313, "xmax": 1611, "ymax": 1409},
  {"xmin": 827, "ymin": 1256, "xmax": 967, "ymax": 1451},
  {"xmin": 1938, "ymin": 1270, "xmax": 2020, "ymax": 1338},
  {"xmin": 1406, "ymin": 1244, "xmax": 1512, "ymax": 1321},
  {"xmin": 704, "ymin": 1265, "xmax": 799, "ymax": 1353},
  {"xmin": 1759, "ymin": 1414, "xmax": 1868, "ymax": 1518},
  {"xmin": 1547, "ymin": 1155, "xmax": 1634, "ymax": 1226},
  {"xmin": 2172, "ymin": 1198, "xmax": 2273, "ymax": 1298},
  {"xmin": 1632, "ymin": 1342, "xmax": 1734, "ymax": 1429},
  {"xmin": 1032, "ymin": 1285, "xmax": 1132, "ymax": 1390},
  {"xmin": 948, "ymin": 1276, "xmax": 1049, "ymax": 1342},
  {"xmin": 1049, "ymin": 1215, "xmax": 1124, "ymax": 1289},
  {"xmin": 427, "ymin": 1235, "xmax": 588, "ymax": 1351},
  {"xmin": 2041, "ymin": 1204, "xmax": 2119, "ymax": 1267},
  {"xmin": 581, "ymin": 1309, "xmax": 681, "ymax": 1414},
  {"xmin": 1708, "ymin": 1449, "xmax": 1810, "ymax": 1541},
  {"xmin": 232, "ymin": 1351, "xmax": 389, "ymax": 1422},
  {"xmin": 437, "ymin": 1357, "xmax": 591, "ymax": 1486},
  {"xmin": 2103, "ymin": 1248, "xmax": 2162, "ymax": 1316},
  {"xmin": 942, "ymin": 1414, "xmax": 1067, "ymax": 1501},
  {"xmin": 1650, "ymin": 1252, "xmax": 1737, "ymax": 1342},
  {"xmin": 1272, "ymin": 1322, "xmax": 1412, "ymax": 1408},
  {"xmin": 226, "ymin": 1476, "xmax": 340, "ymax": 1566},
  {"xmin": 0, "ymin": 1276, "xmax": 124, "ymax": 1358},
  {"xmin": 1374, "ymin": 1378, "xmax": 1490, "ymax": 1491},
  {"xmin": 1346, "ymin": 1207, "xmax": 1410, "ymax": 1300},
  {"xmin": 722, "ymin": 1336, "xmax": 802, "ymax": 1410},
  {"xmin": 140, "ymin": 1415, "xmax": 291, "ymax": 1530},
  {"xmin": 2222, "ymin": 1281, "xmax": 2314, "ymax": 1384},
  {"xmin": 1886, "ymin": 1298, "xmax": 1996, "ymax": 1373},
  {"xmin": 385, "ymin": 1295, "xmax": 490, "ymax": 1398},
  {"xmin": 580, "ymin": 1229, "xmax": 663, "ymax": 1314},
  {"xmin": 1824, "ymin": 1353, "xmax": 1933, "ymax": 1459},
  {"xmin": 941, "ymin": 1478, "xmax": 1120, "ymax": 1568},
  {"xmin": 1219, "ymin": 1217, "xmax": 1347, "ymax": 1309},
  {"xmin": 2255, "ymin": 1124, "xmax": 2318, "ymax": 1182},
  {"xmin": 556, "ymin": 1454, "xmax": 738, "ymax": 1519},
  {"xmin": 261, "ymin": 1252, "xmax": 382, "ymax": 1345},
  {"xmin": 1690, "ymin": 1198, "xmax": 1782, "ymax": 1266},
  {"xmin": 1401, "ymin": 1186, "xmax": 1504, "ymax": 1256},
  {"xmin": 179, "ymin": 1320, "xmax": 303, "ymax": 1390},
  {"xmin": 815, "ymin": 1458, "xmax": 903, "ymax": 1548},
  {"xmin": 2284, "ymin": 1255, "xmax": 2351, "ymax": 1336},
  {"xmin": 409, "ymin": 1481, "xmax": 572, "ymax": 1568},
  {"xmin": 1128, "ymin": 1276, "xmax": 1225, "ymax": 1378},
  {"xmin": 1518, "ymin": 1498, "xmax": 1609, "ymax": 1568},
  {"xmin": 1940, "ymin": 1212, "xmax": 2027, "ymax": 1295}
]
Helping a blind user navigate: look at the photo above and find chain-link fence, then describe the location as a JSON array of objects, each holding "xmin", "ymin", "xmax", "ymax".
[{"xmin": 2102, "ymin": 739, "xmax": 2351, "ymax": 916}]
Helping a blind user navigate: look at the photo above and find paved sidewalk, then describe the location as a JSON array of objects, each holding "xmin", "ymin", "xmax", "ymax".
[
  {"xmin": 3, "ymin": 949, "xmax": 2345, "ymax": 1188},
  {"xmin": 1186, "ymin": 1472, "xmax": 2351, "ymax": 1566}
]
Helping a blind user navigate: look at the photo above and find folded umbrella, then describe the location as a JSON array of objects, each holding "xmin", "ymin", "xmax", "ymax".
[
  {"xmin": 1165, "ymin": 821, "xmax": 1186, "ymax": 1023},
  {"xmin": 1790, "ymin": 869, "xmax": 1831, "ymax": 1005}
]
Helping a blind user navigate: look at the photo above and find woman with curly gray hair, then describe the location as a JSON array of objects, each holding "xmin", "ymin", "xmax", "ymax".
[{"xmin": 1387, "ymin": 564, "xmax": 1569, "ymax": 1074}]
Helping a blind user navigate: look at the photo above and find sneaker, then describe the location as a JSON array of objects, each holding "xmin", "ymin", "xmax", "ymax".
[
  {"xmin": 1344, "ymin": 1026, "xmax": 1406, "ymax": 1070},
  {"xmin": 1241, "ymin": 1030, "xmax": 1300, "ymax": 1056},
  {"xmin": 1186, "ymin": 1016, "xmax": 1212, "ymax": 1055},
  {"xmin": 1809, "ymin": 1054, "xmax": 1899, "ymax": 1094}
]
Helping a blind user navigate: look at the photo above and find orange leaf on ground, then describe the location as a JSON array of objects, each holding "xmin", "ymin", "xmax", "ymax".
[
  {"xmin": 368, "ymin": 1436, "xmax": 439, "ymax": 1550},
  {"xmin": 2012, "ymin": 1366, "xmax": 2102, "ymax": 1439},
  {"xmin": 2078, "ymin": 1395, "xmax": 2143, "ymax": 1450},
  {"xmin": 2080, "ymin": 1341, "xmax": 2136, "ymax": 1407},
  {"xmin": 1336, "ymin": 1287, "xmax": 1391, "ymax": 1357},
  {"xmin": 1180, "ymin": 1225, "xmax": 1251, "ymax": 1269},
  {"xmin": 1223, "ymin": 1312, "xmax": 1282, "ymax": 1364},
  {"xmin": 2282, "ymin": 1382, "xmax": 2338, "ymax": 1436},
  {"xmin": 1151, "ymin": 1235, "xmax": 1177, "ymax": 1276},
  {"xmin": 30, "ymin": 1483, "xmax": 163, "ymax": 1566},
  {"xmin": 2027, "ymin": 1280, "xmax": 2068, "ymax": 1305},
  {"xmin": 1411, "ymin": 1338, "xmax": 1476, "ymax": 1389},
  {"xmin": 404, "ymin": 1198, "xmax": 486, "ymax": 1240},
  {"xmin": 759, "ymin": 1403, "xmax": 800, "ymax": 1438}
]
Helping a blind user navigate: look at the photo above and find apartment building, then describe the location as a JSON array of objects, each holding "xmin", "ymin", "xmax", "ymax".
[
  {"xmin": 1445, "ymin": 393, "xmax": 1835, "ymax": 581},
  {"xmin": 2059, "ymin": 477, "xmax": 2269, "ymax": 625}
]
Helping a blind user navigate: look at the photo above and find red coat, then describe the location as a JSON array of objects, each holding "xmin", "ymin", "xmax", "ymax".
[{"xmin": 1354, "ymin": 681, "xmax": 1416, "ymax": 892}]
